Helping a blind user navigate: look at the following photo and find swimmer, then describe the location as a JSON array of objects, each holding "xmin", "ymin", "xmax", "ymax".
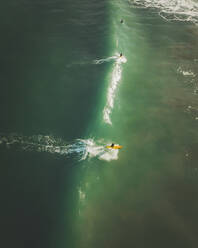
[{"xmin": 120, "ymin": 19, "xmax": 124, "ymax": 24}]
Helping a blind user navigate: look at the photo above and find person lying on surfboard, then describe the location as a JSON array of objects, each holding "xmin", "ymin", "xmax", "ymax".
[{"xmin": 106, "ymin": 144, "xmax": 122, "ymax": 149}]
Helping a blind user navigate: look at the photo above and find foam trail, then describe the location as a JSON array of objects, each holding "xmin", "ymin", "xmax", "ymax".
[
  {"xmin": 0, "ymin": 133, "xmax": 86, "ymax": 159},
  {"xmin": 93, "ymin": 56, "xmax": 117, "ymax": 65},
  {"xmin": 0, "ymin": 134, "xmax": 120, "ymax": 162},
  {"xmin": 103, "ymin": 53, "xmax": 127, "ymax": 125},
  {"xmin": 130, "ymin": 0, "xmax": 198, "ymax": 24}
]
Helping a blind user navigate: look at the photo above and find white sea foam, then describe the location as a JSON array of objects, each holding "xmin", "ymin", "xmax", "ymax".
[
  {"xmin": 103, "ymin": 53, "xmax": 127, "ymax": 125},
  {"xmin": 0, "ymin": 133, "xmax": 86, "ymax": 158},
  {"xmin": 0, "ymin": 134, "xmax": 120, "ymax": 162},
  {"xmin": 177, "ymin": 66, "xmax": 196, "ymax": 77},
  {"xmin": 177, "ymin": 65, "xmax": 198, "ymax": 95},
  {"xmin": 130, "ymin": 0, "xmax": 198, "ymax": 24},
  {"xmin": 93, "ymin": 56, "xmax": 117, "ymax": 64},
  {"xmin": 82, "ymin": 139, "xmax": 119, "ymax": 161}
]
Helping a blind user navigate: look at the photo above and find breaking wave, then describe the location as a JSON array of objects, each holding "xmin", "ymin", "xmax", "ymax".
[
  {"xmin": 103, "ymin": 53, "xmax": 127, "ymax": 125},
  {"xmin": 130, "ymin": 0, "xmax": 198, "ymax": 24}
]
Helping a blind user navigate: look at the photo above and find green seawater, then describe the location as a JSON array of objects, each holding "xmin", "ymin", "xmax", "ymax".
[
  {"xmin": 75, "ymin": 1, "xmax": 198, "ymax": 248},
  {"xmin": 1, "ymin": 0, "xmax": 198, "ymax": 248}
]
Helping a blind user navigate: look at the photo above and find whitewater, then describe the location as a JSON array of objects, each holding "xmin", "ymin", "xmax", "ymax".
[
  {"xmin": 0, "ymin": 133, "xmax": 119, "ymax": 161},
  {"xmin": 130, "ymin": 0, "xmax": 198, "ymax": 23}
]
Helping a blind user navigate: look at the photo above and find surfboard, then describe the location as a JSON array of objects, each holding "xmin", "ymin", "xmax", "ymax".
[{"xmin": 106, "ymin": 145, "xmax": 122, "ymax": 149}]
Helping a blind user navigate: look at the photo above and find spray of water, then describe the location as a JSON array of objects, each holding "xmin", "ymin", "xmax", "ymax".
[
  {"xmin": 0, "ymin": 134, "xmax": 120, "ymax": 162},
  {"xmin": 82, "ymin": 139, "xmax": 119, "ymax": 161}
]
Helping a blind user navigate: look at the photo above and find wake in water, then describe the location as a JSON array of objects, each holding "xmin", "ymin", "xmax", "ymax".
[
  {"xmin": 130, "ymin": 0, "xmax": 198, "ymax": 24},
  {"xmin": 103, "ymin": 53, "xmax": 127, "ymax": 125},
  {"xmin": 0, "ymin": 134, "xmax": 119, "ymax": 162},
  {"xmin": 93, "ymin": 55, "xmax": 118, "ymax": 65},
  {"xmin": 65, "ymin": 55, "xmax": 118, "ymax": 68}
]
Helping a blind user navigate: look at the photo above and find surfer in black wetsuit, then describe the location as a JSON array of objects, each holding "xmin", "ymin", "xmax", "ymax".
[
  {"xmin": 120, "ymin": 19, "xmax": 124, "ymax": 24},
  {"xmin": 120, "ymin": 53, "xmax": 122, "ymax": 57},
  {"xmin": 111, "ymin": 143, "xmax": 115, "ymax": 148}
]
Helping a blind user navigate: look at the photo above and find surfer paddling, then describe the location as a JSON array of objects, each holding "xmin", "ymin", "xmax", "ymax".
[{"xmin": 106, "ymin": 144, "xmax": 122, "ymax": 149}]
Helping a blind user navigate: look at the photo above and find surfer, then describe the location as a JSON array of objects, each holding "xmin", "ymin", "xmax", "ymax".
[
  {"xmin": 106, "ymin": 144, "xmax": 122, "ymax": 149},
  {"xmin": 120, "ymin": 19, "xmax": 124, "ymax": 24},
  {"xmin": 120, "ymin": 53, "xmax": 123, "ymax": 57}
]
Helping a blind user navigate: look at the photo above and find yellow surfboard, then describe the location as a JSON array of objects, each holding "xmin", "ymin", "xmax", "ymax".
[{"xmin": 106, "ymin": 145, "xmax": 122, "ymax": 149}]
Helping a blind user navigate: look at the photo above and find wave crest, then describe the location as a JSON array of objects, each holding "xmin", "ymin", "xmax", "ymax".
[{"xmin": 103, "ymin": 54, "xmax": 127, "ymax": 125}]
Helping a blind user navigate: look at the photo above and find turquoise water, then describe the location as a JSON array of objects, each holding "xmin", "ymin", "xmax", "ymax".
[{"xmin": 1, "ymin": 0, "xmax": 198, "ymax": 247}]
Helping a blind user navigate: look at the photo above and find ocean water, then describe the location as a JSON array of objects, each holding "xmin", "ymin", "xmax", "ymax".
[{"xmin": 1, "ymin": 0, "xmax": 198, "ymax": 247}]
